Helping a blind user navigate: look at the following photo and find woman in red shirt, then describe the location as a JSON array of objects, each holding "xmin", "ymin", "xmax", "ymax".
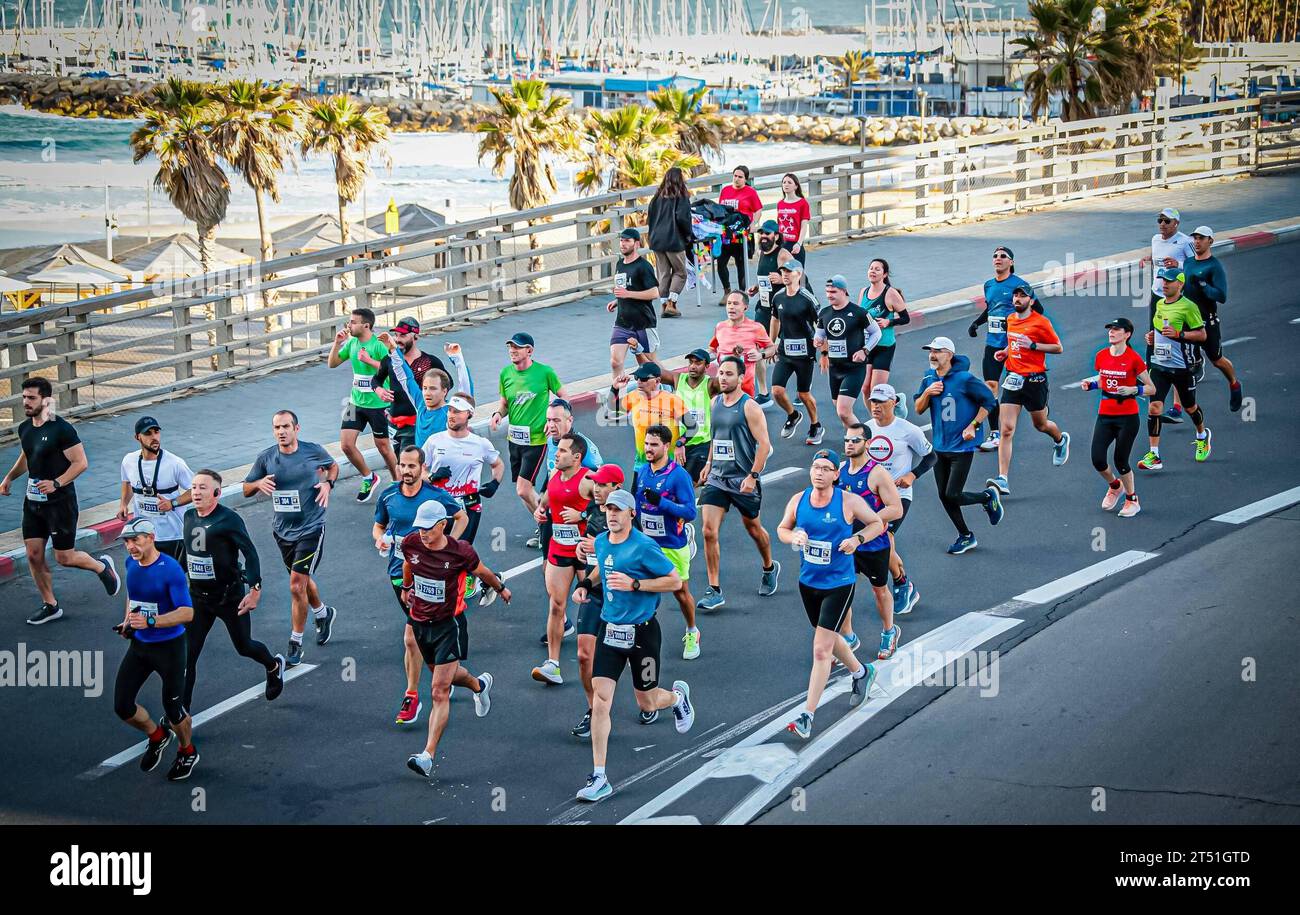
[
  {"xmin": 1079, "ymin": 317, "xmax": 1155, "ymax": 518},
  {"xmin": 717, "ymin": 165, "xmax": 763, "ymax": 304},
  {"xmin": 776, "ymin": 173, "xmax": 811, "ymax": 265}
]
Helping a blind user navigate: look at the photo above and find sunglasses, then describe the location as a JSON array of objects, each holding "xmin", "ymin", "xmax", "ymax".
[
  {"xmin": 992, "ymin": 253, "xmax": 1010, "ymax": 259},
  {"xmin": 843, "ymin": 436, "xmax": 865, "ymax": 444},
  {"xmin": 1157, "ymin": 217, "xmax": 1173, "ymax": 224}
]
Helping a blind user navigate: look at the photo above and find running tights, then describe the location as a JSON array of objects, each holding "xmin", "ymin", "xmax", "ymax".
[
  {"xmin": 933, "ymin": 451, "xmax": 988, "ymax": 537},
  {"xmin": 1091, "ymin": 414, "xmax": 1140, "ymax": 475},
  {"xmin": 183, "ymin": 594, "xmax": 276, "ymax": 710}
]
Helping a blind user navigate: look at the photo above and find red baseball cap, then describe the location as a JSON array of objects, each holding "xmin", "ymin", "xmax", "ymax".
[{"xmin": 591, "ymin": 464, "xmax": 625, "ymax": 485}]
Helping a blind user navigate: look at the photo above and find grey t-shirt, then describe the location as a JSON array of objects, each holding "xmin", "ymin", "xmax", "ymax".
[
  {"xmin": 705, "ymin": 392, "xmax": 759, "ymax": 494},
  {"xmin": 245, "ymin": 441, "xmax": 336, "ymax": 540}
]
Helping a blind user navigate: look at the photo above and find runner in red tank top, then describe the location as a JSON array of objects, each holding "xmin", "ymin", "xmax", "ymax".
[{"xmin": 531, "ymin": 434, "xmax": 598, "ymax": 686}]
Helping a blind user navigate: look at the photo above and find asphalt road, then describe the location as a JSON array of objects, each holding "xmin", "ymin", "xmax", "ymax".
[{"xmin": 1, "ymin": 244, "xmax": 1296, "ymax": 824}]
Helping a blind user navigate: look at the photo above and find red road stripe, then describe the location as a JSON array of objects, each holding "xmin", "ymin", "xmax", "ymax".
[
  {"xmin": 0, "ymin": 555, "xmax": 14, "ymax": 580},
  {"xmin": 88, "ymin": 518, "xmax": 127, "ymax": 545},
  {"xmin": 1230, "ymin": 231, "xmax": 1276, "ymax": 250}
]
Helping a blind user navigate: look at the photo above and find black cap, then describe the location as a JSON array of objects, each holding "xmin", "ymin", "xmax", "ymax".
[
  {"xmin": 631, "ymin": 362, "xmax": 662, "ymax": 380},
  {"xmin": 619, "ymin": 227, "xmax": 641, "ymax": 241},
  {"xmin": 506, "ymin": 332, "xmax": 535, "ymax": 348},
  {"xmin": 1105, "ymin": 317, "xmax": 1134, "ymax": 334},
  {"xmin": 1012, "ymin": 283, "xmax": 1034, "ymax": 297},
  {"xmin": 994, "ymin": 245, "xmax": 1014, "ymax": 259},
  {"xmin": 685, "ymin": 348, "xmax": 712, "ymax": 364},
  {"xmin": 134, "ymin": 416, "xmax": 161, "ymax": 435}
]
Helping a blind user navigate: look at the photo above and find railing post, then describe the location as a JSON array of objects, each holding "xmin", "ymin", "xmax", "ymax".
[
  {"xmin": 487, "ymin": 229, "xmax": 506, "ymax": 308},
  {"xmin": 317, "ymin": 261, "xmax": 341, "ymax": 348},
  {"xmin": 173, "ymin": 299, "xmax": 193, "ymax": 382},
  {"xmin": 1154, "ymin": 112, "xmax": 1168, "ymax": 187},
  {"xmin": 837, "ymin": 171, "xmax": 852, "ymax": 234},
  {"xmin": 448, "ymin": 238, "xmax": 468, "ymax": 313},
  {"xmin": 1041, "ymin": 126, "xmax": 1058, "ymax": 197},
  {"xmin": 352, "ymin": 260, "xmax": 372, "ymax": 313},
  {"xmin": 1014, "ymin": 144, "xmax": 1028, "ymax": 206},
  {"xmin": 577, "ymin": 211, "xmax": 595, "ymax": 287},
  {"xmin": 942, "ymin": 149, "xmax": 956, "ymax": 216},
  {"xmin": 914, "ymin": 152, "xmax": 929, "ymax": 220},
  {"xmin": 214, "ymin": 292, "xmax": 234, "ymax": 371},
  {"xmin": 54, "ymin": 314, "xmax": 83, "ymax": 409},
  {"xmin": 1114, "ymin": 126, "xmax": 1129, "ymax": 189}
]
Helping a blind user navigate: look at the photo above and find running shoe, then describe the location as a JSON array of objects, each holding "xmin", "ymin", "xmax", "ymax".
[
  {"xmin": 986, "ymin": 474, "xmax": 1010, "ymax": 495},
  {"xmin": 265, "ymin": 654, "xmax": 285, "ymax": 701},
  {"xmin": 755, "ymin": 392, "xmax": 772, "ymax": 407},
  {"xmin": 781, "ymin": 411, "xmax": 804, "ymax": 439},
  {"xmin": 286, "ymin": 640, "xmax": 305, "ymax": 667},
  {"xmin": 395, "ymin": 693, "xmax": 421, "ymax": 726},
  {"xmin": 805, "ymin": 423, "xmax": 825, "ymax": 446},
  {"xmin": 538, "ymin": 619, "xmax": 575, "ymax": 644},
  {"xmin": 531, "ymin": 659, "xmax": 563, "ymax": 685},
  {"xmin": 894, "ymin": 581, "xmax": 917, "ymax": 615},
  {"xmin": 682, "ymin": 630, "xmax": 701, "ymax": 660},
  {"xmin": 905, "ymin": 582, "xmax": 921, "ymax": 614},
  {"xmin": 877, "ymin": 625, "xmax": 901, "ymax": 660},
  {"xmin": 463, "ymin": 574, "xmax": 479, "ymax": 600},
  {"xmin": 525, "ymin": 528, "xmax": 542, "ymax": 549},
  {"xmin": 947, "ymin": 533, "xmax": 978, "ymax": 555},
  {"xmin": 1195, "ymin": 428, "xmax": 1212, "ymax": 463},
  {"xmin": 844, "ymin": 632, "xmax": 861, "ymax": 652},
  {"xmin": 356, "ymin": 471, "xmax": 379, "ymax": 503},
  {"xmin": 978, "ymin": 430, "xmax": 1001, "ymax": 452},
  {"xmin": 1230, "ymin": 383, "xmax": 1243, "ymax": 413},
  {"xmin": 407, "ymin": 751, "xmax": 433, "ymax": 778},
  {"xmin": 672, "ymin": 680, "xmax": 695, "ymax": 733},
  {"xmin": 25, "ymin": 603, "xmax": 62, "ymax": 625},
  {"xmin": 166, "ymin": 748, "xmax": 200, "ymax": 782},
  {"xmin": 1137, "ymin": 450, "xmax": 1163, "ymax": 471},
  {"xmin": 1052, "ymin": 431, "xmax": 1071, "ymax": 466},
  {"xmin": 314, "ymin": 606, "xmax": 337, "ymax": 645},
  {"xmin": 1118, "ymin": 495, "xmax": 1142, "ymax": 518},
  {"xmin": 758, "ymin": 561, "xmax": 781, "ymax": 596},
  {"xmin": 140, "ymin": 729, "xmax": 172, "ymax": 772},
  {"xmin": 473, "ymin": 673, "xmax": 493, "ymax": 717},
  {"xmin": 97, "ymin": 554, "xmax": 121, "ymax": 596},
  {"xmin": 576, "ymin": 773, "xmax": 613, "ymax": 802},
  {"xmin": 850, "ymin": 663, "xmax": 877, "ymax": 707},
  {"xmin": 685, "ymin": 522, "xmax": 697, "ymax": 560},
  {"xmin": 1101, "ymin": 483, "xmax": 1124, "ymax": 511},
  {"xmin": 982, "ymin": 487, "xmax": 1004, "ymax": 526},
  {"xmin": 639, "ymin": 708, "xmax": 659, "ymax": 725},
  {"xmin": 895, "ymin": 394, "xmax": 909, "ymax": 420},
  {"xmin": 788, "ymin": 712, "xmax": 814, "ymax": 740},
  {"xmin": 571, "ymin": 709, "xmax": 592, "ymax": 739},
  {"xmin": 697, "ymin": 586, "xmax": 726, "ymax": 611},
  {"xmin": 1163, "ymin": 404, "xmax": 1185, "ymax": 424}
]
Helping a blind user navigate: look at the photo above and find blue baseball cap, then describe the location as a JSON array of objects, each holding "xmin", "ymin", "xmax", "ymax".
[
  {"xmin": 811, "ymin": 448, "xmax": 841, "ymax": 469},
  {"xmin": 759, "ymin": 219, "xmax": 779, "ymax": 234},
  {"xmin": 826, "ymin": 274, "xmax": 849, "ymax": 292},
  {"xmin": 1157, "ymin": 266, "xmax": 1185, "ymax": 283}
]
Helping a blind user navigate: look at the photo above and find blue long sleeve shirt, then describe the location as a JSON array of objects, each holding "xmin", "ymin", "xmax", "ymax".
[
  {"xmin": 916, "ymin": 354, "xmax": 997, "ymax": 453},
  {"xmin": 388, "ymin": 349, "xmax": 473, "ymax": 450},
  {"xmin": 633, "ymin": 460, "xmax": 696, "ymax": 549}
]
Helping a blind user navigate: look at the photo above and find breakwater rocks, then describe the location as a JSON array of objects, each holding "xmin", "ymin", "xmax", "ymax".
[{"xmin": 0, "ymin": 73, "xmax": 1027, "ymax": 146}]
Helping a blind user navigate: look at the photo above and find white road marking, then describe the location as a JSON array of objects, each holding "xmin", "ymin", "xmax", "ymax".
[
  {"xmin": 1220, "ymin": 336, "xmax": 1256, "ymax": 347},
  {"xmin": 500, "ymin": 557, "xmax": 543, "ymax": 580},
  {"xmin": 1290, "ymin": 317, "xmax": 1300, "ymax": 324},
  {"xmin": 78, "ymin": 663, "xmax": 319, "ymax": 779},
  {"xmin": 1013, "ymin": 551, "xmax": 1158, "ymax": 604},
  {"xmin": 1211, "ymin": 486, "xmax": 1300, "ymax": 524},
  {"xmin": 759, "ymin": 466, "xmax": 801, "ymax": 484},
  {"xmin": 633, "ymin": 745, "xmax": 656, "ymax": 752}
]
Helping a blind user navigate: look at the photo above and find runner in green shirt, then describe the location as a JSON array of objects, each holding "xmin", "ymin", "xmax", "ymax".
[
  {"xmin": 663, "ymin": 348, "xmax": 721, "ymax": 484},
  {"xmin": 327, "ymin": 307, "xmax": 398, "ymax": 502},
  {"xmin": 1137, "ymin": 267, "xmax": 1212, "ymax": 470},
  {"xmin": 490, "ymin": 332, "xmax": 566, "ymax": 514}
]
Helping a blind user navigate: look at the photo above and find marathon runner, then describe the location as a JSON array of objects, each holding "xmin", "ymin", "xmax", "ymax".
[
  {"xmin": 986, "ymin": 285, "xmax": 1070, "ymax": 495},
  {"xmin": 532, "ymin": 434, "xmax": 596, "ymax": 687},
  {"xmin": 697, "ymin": 356, "xmax": 780, "ymax": 610},
  {"xmin": 709, "ymin": 291, "xmax": 775, "ymax": 399},
  {"xmin": 1148, "ymin": 207, "xmax": 1196, "ymax": 425},
  {"xmin": 746, "ymin": 218, "xmax": 785, "ymax": 405},
  {"xmin": 242, "ymin": 410, "xmax": 339, "ymax": 666},
  {"xmin": 1, "ymin": 376, "xmax": 120, "ymax": 625},
  {"xmin": 769, "ymin": 251, "xmax": 824, "ymax": 446},
  {"xmin": 819, "ymin": 274, "xmax": 881, "ymax": 430},
  {"xmin": 865, "ymin": 385, "xmax": 935, "ymax": 612},
  {"xmin": 490, "ymin": 332, "xmax": 565, "ymax": 517},
  {"xmin": 617, "ymin": 362, "xmax": 691, "ymax": 471},
  {"xmin": 381, "ymin": 334, "xmax": 473, "ymax": 451},
  {"xmin": 968, "ymin": 246, "xmax": 1031, "ymax": 453},
  {"xmin": 180, "ymin": 469, "xmax": 284, "ymax": 712},
  {"xmin": 370, "ymin": 316, "xmax": 451, "ymax": 454},
  {"xmin": 571, "ymin": 463, "xmax": 625, "ymax": 739},
  {"xmin": 838, "ymin": 425, "xmax": 905, "ymax": 660},
  {"xmin": 326, "ymin": 307, "xmax": 398, "ymax": 502},
  {"xmin": 858, "ymin": 258, "xmax": 910, "ymax": 414},
  {"xmin": 374, "ymin": 446, "xmax": 468, "ymax": 726},
  {"xmin": 571, "ymin": 488, "xmax": 695, "ymax": 802},
  {"xmin": 776, "ymin": 449, "xmax": 884, "ymax": 739},
  {"xmin": 607, "ymin": 226, "xmax": 660, "ymax": 418},
  {"xmin": 914, "ymin": 337, "xmax": 1003, "ymax": 554},
  {"xmin": 527, "ymin": 396, "xmax": 605, "ymax": 559},
  {"xmin": 661, "ymin": 349, "xmax": 720, "ymax": 485},
  {"xmin": 1182, "ymin": 225, "xmax": 1243, "ymax": 412},
  {"xmin": 401, "ymin": 501, "xmax": 510, "ymax": 778},
  {"xmin": 112, "ymin": 518, "xmax": 197, "ymax": 781},
  {"xmin": 117, "ymin": 415, "xmax": 193, "ymax": 561},
  {"xmin": 634, "ymin": 424, "xmax": 700, "ymax": 660},
  {"xmin": 1137, "ymin": 267, "xmax": 1212, "ymax": 470},
  {"xmin": 1079, "ymin": 317, "xmax": 1154, "ymax": 518}
]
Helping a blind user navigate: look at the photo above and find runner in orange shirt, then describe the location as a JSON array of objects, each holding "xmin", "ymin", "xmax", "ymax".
[
  {"xmin": 617, "ymin": 362, "xmax": 693, "ymax": 471},
  {"xmin": 709, "ymin": 291, "xmax": 777, "ymax": 397}
]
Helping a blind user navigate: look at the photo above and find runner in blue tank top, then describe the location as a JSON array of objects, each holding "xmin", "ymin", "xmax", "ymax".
[
  {"xmin": 776, "ymin": 449, "xmax": 887, "ymax": 740},
  {"xmin": 837, "ymin": 438, "xmax": 904, "ymax": 662}
]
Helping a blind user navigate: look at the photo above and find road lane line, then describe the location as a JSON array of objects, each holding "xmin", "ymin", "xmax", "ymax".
[
  {"xmin": 78, "ymin": 663, "xmax": 319, "ymax": 780},
  {"xmin": 1211, "ymin": 486, "xmax": 1300, "ymax": 524},
  {"xmin": 760, "ymin": 466, "xmax": 801, "ymax": 484},
  {"xmin": 500, "ymin": 557, "xmax": 544, "ymax": 580},
  {"xmin": 1013, "ymin": 551, "xmax": 1157, "ymax": 604},
  {"xmin": 1220, "ymin": 336, "xmax": 1256, "ymax": 347}
]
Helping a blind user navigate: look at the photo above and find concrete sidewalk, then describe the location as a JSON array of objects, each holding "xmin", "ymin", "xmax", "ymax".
[{"xmin": 2, "ymin": 170, "xmax": 1298, "ymax": 547}]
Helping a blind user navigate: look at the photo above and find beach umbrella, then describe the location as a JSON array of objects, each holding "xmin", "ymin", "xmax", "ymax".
[
  {"xmin": 0, "ymin": 273, "xmax": 31, "ymax": 293},
  {"xmin": 272, "ymin": 214, "xmax": 383, "ymax": 254},
  {"xmin": 363, "ymin": 202, "xmax": 446, "ymax": 235},
  {"xmin": 115, "ymin": 233, "xmax": 253, "ymax": 281},
  {"xmin": 11, "ymin": 243, "xmax": 131, "ymax": 283}
]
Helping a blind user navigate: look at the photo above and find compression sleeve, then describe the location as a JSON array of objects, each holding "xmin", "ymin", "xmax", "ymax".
[
  {"xmin": 230, "ymin": 512, "xmax": 262, "ymax": 588},
  {"xmin": 446, "ymin": 351, "xmax": 474, "ymax": 398},
  {"xmin": 911, "ymin": 450, "xmax": 937, "ymax": 480},
  {"xmin": 390, "ymin": 351, "xmax": 428, "ymax": 422}
]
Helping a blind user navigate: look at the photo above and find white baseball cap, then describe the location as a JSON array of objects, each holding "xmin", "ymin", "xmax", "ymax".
[
  {"xmin": 119, "ymin": 517, "xmax": 157, "ymax": 539},
  {"xmin": 868, "ymin": 383, "xmax": 898, "ymax": 403},
  {"xmin": 922, "ymin": 336, "xmax": 956, "ymax": 352},
  {"xmin": 412, "ymin": 500, "xmax": 448, "ymax": 529},
  {"xmin": 446, "ymin": 395, "xmax": 475, "ymax": 413},
  {"xmin": 1191, "ymin": 225, "xmax": 1214, "ymax": 238},
  {"xmin": 1158, "ymin": 207, "xmax": 1181, "ymax": 221}
]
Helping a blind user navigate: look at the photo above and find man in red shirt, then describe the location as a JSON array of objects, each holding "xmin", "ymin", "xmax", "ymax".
[
  {"xmin": 401, "ymin": 500, "xmax": 512, "ymax": 778},
  {"xmin": 986, "ymin": 286, "xmax": 1071, "ymax": 495},
  {"xmin": 1079, "ymin": 317, "xmax": 1155, "ymax": 517},
  {"xmin": 709, "ymin": 291, "xmax": 777, "ymax": 397}
]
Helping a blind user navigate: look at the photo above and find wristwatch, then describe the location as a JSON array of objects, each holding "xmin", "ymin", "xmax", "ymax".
[
  {"xmin": 326, "ymin": 478, "xmax": 337, "ymax": 489},
  {"xmin": 146, "ymin": 615, "xmax": 156, "ymax": 628},
  {"xmin": 855, "ymin": 531, "xmax": 867, "ymax": 545},
  {"xmin": 250, "ymin": 582, "xmax": 262, "ymax": 592},
  {"xmin": 52, "ymin": 479, "xmax": 62, "ymax": 490},
  {"xmin": 748, "ymin": 471, "xmax": 761, "ymax": 480},
  {"xmin": 632, "ymin": 579, "xmax": 641, "ymax": 592},
  {"xmin": 1029, "ymin": 341, "xmax": 1037, "ymax": 350}
]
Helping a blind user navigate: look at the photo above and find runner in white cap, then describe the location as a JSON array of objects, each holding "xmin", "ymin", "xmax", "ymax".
[
  {"xmin": 1181, "ymin": 225, "xmax": 1243, "ymax": 412},
  {"xmin": 1148, "ymin": 208, "xmax": 1196, "ymax": 422}
]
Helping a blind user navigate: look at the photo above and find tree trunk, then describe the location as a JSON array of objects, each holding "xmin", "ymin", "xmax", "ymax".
[
  {"xmin": 255, "ymin": 188, "xmax": 282, "ymax": 359},
  {"xmin": 527, "ymin": 223, "xmax": 543, "ymax": 295},
  {"xmin": 197, "ymin": 222, "xmax": 219, "ymax": 371},
  {"xmin": 336, "ymin": 193, "xmax": 353, "ymax": 291}
]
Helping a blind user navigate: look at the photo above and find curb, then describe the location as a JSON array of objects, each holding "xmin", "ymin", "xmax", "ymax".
[{"xmin": 1, "ymin": 220, "xmax": 1296, "ymax": 586}]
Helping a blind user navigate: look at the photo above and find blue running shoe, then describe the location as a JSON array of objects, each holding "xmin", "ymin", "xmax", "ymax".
[
  {"xmin": 982, "ymin": 487, "xmax": 1004, "ymax": 526},
  {"xmin": 947, "ymin": 533, "xmax": 978, "ymax": 555}
]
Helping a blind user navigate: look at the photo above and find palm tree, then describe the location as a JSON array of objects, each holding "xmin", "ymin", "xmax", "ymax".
[
  {"xmin": 1014, "ymin": 0, "xmax": 1133, "ymax": 121},
  {"xmin": 129, "ymin": 76, "xmax": 229, "ymax": 368},
  {"xmin": 476, "ymin": 79, "xmax": 581, "ymax": 293},
  {"xmin": 835, "ymin": 50, "xmax": 880, "ymax": 96},
  {"xmin": 648, "ymin": 86, "xmax": 724, "ymax": 176},
  {"xmin": 1104, "ymin": 0, "xmax": 1201, "ymax": 108},
  {"xmin": 574, "ymin": 104, "xmax": 678, "ymax": 194},
  {"xmin": 300, "ymin": 96, "xmax": 391, "ymax": 247}
]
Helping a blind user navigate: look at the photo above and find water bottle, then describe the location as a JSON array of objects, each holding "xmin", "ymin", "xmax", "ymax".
[{"xmin": 791, "ymin": 526, "xmax": 806, "ymax": 553}]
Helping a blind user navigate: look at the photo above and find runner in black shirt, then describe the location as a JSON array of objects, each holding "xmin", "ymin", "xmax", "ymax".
[
  {"xmin": 818, "ymin": 274, "xmax": 882, "ymax": 429},
  {"xmin": 607, "ymin": 227, "xmax": 660, "ymax": 419},
  {"xmin": 1, "ymin": 376, "xmax": 120, "ymax": 625},
  {"xmin": 181, "ymin": 469, "xmax": 284, "ymax": 710},
  {"xmin": 769, "ymin": 254, "xmax": 824, "ymax": 445}
]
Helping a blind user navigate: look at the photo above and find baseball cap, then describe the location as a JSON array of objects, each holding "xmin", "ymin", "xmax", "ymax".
[
  {"xmin": 412, "ymin": 500, "xmax": 448, "ymax": 529},
  {"xmin": 506, "ymin": 331, "xmax": 535, "ymax": 348},
  {"xmin": 1012, "ymin": 283, "xmax": 1035, "ymax": 297},
  {"xmin": 134, "ymin": 416, "xmax": 161, "ymax": 435},
  {"xmin": 1157, "ymin": 266, "xmax": 1185, "ymax": 283},
  {"xmin": 591, "ymin": 464, "xmax": 626, "ymax": 485},
  {"xmin": 759, "ymin": 219, "xmax": 779, "ymax": 234},
  {"xmin": 119, "ymin": 517, "xmax": 157, "ymax": 539},
  {"xmin": 922, "ymin": 336, "xmax": 956, "ymax": 352},
  {"xmin": 993, "ymin": 245, "xmax": 1014, "ymax": 259},
  {"xmin": 619, "ymin": 226, "xmax": 641, "ymax": 241},
  {"xmin": 631, "ymin": 362, "xmax": 662, "ymax": 380},
  {"xmin": 603, "ymin": 489, "xmax": 637, "ymax": 512},
  {"xmin": 811, "ymin": 448, "xmax": 841, "ymax": 468},
  {"xmin": 685, "ymin": 348, "xmax": 712, "ymax": 364},
  {"xmin": 391, "ymin": 316, "xmax": 420, "ymax": 334},
  {"xmin": 446, "ymin": 395, "xmax": 475, "ymax": 413},
  {"xmin": 1158, "ymin": 207, "xmax": 1181, "ymax": 221},
  {"xmin": 1191, "ymin": 225, "xmax": 1214, "ymax": 238},
  {"xmin": 868, "ymin": 383, "xmax": 898, "ymax": 403},
  {"xmin": 1105, "ymin": 317, "xmax": 1134, "ymax": 333},
  {"xmin": 826, "ymin": 274, "xmax": 849, "ymax": 292},
  {"xmin": 777, "ymin": 250, "xmax": 802, "ymax": 272}
]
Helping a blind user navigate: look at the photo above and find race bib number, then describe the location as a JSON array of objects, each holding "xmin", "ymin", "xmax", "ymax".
[
  {"xmin": 413, "ymin": 575, "xmax": 446, "ymax": 604},
  {"xmin": 186, "ymin": 555, "xmax": 215, "ymax": 580},
  {"xmin": 25, "ymin": 479, "xmax": 47, "ymax": 502},
  {"xmin": 828, "ymin": 339, "xmax": 849, "ymax": 360},
  {"xmin": 508, "ymin": 424, "xmax": 532, "ymax": 446},
  {"xmin": 603, "ymin": 621, "xmax": 637, "ymax": 650},
  {"xmin": 353, "ymin": 373, "xmax": 374, "ymax": 392},
  {"xmin": 135, "ymin": 495, "xmax": 163, "ymax": 517},
  {"xmin": 758, "ymin": 277, "xmax": 772, "ymax": 304},
  {"xmin": 783, "ymin": 338, "xmax": 808, "ymax": 357},
  {"xmin": 686, "ymin": 408, "xmax": 704, "ymax": 429},
  {"xmin": 272, "ymin": 489, "xmax": 302, "ymax": 513},
  {"xmin": 552, "ymin": 523, "xmax": 580, "ymax": 546},
  {"xmin": 391, "ymin": 539, "xmax": 405, "ymax": 561},
  {"xmin": 1154, "ymin": 339, "xmax": 1173, "ymax": 361},
  {"xmin": 803, "ymin": 539, "xmax": 833, "ymax": 564},
  {"xmin": 1002, "ymin": 373, "xmax": 1025, "ymax": 392},
  {"xmin": 130, "ymin": 600, "xmax": 160, "ymax": 623},
  {"xmin": 615, "ymin": 273, "xmax": 628, "ymax": 290},
  {"xmin": 641, "ymin": 513, "xmax": 666, "ymax": 537},
  {"xmin": 712, "ymin": 439, "xmax": 736, "ymax": 462},
  {"xmin": 989, "ymin": 316, "xmax": 1006, "ymax": 335}
]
